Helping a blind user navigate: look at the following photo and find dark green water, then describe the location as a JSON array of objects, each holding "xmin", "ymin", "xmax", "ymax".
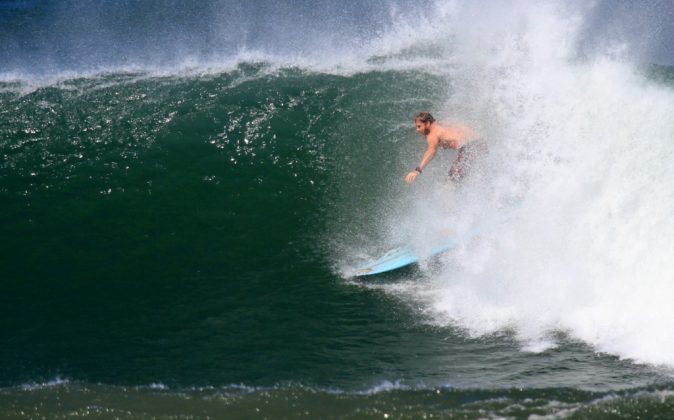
[
  {"xmin": 0, "ymin": 66, "xmax": 440, "ymax": 384},
  {"xmin": 2, "ymin": 64, "xmax": 674, "ymax": 418}
]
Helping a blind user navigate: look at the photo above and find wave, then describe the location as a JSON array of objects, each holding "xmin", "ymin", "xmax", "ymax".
[{"xmin": 3, "ymin": 0, "xmax": 674, "ymax": 392}]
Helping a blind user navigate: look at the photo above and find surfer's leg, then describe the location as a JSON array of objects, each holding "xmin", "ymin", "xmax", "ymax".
[
  {"xmin": 449, "ymin": 147, "xmax": 466, "ymax": 181},
  {"xmin": 449, "ymin": 140, "xmax": 488, "ymax": 182}
]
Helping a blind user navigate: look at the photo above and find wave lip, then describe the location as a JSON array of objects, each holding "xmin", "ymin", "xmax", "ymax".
[{"xmin": 0, "ymin": 0, "xmax": 485, "ymax": 84}]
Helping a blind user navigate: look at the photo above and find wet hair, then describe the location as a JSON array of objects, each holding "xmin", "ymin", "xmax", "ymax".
[{"xmin": 415, "ymin": 112, "xmax": 435, "ymax": 123}]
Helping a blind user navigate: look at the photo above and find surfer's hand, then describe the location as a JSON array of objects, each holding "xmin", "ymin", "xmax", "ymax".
[{"xmin": 405, "ymin": 171, "xmax": 419, "ymax": 184}]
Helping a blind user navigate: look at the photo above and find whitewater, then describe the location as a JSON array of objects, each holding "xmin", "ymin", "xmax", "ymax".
[{"xmin": 326, "ymin": 1, "xmax": 674, "ymax": 370}]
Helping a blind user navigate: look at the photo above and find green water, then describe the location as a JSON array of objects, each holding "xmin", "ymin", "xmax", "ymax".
[
  {"xmin": 2, "ymin": 65, "xmax": 674, "ymax": 418},
  {"xmin": 0, "ymin": 66, "xmax": 446, "ymax": 386}
]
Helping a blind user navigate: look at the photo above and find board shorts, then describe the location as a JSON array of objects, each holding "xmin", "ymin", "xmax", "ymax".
[{"xmin": 449, "ymin": 139, "xmax": 488, "ymax": 181}]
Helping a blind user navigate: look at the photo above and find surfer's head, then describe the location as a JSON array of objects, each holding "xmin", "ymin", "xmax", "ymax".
[{"xmin": 415, "ymin": 112, "xmax": 435, "ymax": 135}]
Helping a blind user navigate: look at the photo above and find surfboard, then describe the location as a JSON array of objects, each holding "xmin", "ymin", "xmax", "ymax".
[{"xmin": 353, "ymin": 236, "xmax": 460, "ymax": 277}]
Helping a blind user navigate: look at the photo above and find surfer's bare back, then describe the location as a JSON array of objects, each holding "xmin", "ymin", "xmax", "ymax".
[{"xmin": 405, "ymin": 112, "xmax": 486, "ymax": 184}]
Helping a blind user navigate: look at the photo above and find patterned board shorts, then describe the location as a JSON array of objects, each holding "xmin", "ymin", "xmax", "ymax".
[{"xmin": 448, "ymin": 139, "xmax": 488, "ymax": 181}]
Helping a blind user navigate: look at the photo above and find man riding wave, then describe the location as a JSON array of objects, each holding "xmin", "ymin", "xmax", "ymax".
[{"xmin": 405, "ymin": 112, "xmax": 487, "ymax": 184}]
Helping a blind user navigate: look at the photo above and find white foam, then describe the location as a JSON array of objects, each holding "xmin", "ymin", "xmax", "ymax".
[
  {"xmin": 20, "ymin": 377, "xmax": 69, "ymax": 391},
  {"xmin": 363, "ymin": 1, "xmax": 674, "ymax": 368}
]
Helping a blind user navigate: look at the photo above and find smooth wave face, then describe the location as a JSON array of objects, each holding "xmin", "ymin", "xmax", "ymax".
[{"xmin": 1, "ymin": 66, "xmax": 457, "ymax": 389}]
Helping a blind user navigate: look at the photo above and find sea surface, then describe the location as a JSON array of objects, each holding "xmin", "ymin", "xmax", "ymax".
[{"xmin": 2, "ymin": 1, "xmax": 674, "ymax": 418}]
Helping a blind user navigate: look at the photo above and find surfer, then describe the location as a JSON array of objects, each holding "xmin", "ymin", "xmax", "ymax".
[{"xmin": 405, "ymin": 112, "xmax": 487, "ymax": 184}]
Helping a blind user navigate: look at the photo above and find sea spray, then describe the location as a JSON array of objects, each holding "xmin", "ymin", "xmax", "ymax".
[{"xmin": 368, "ymin": 2, "xmax": 674, "ymax": 367}]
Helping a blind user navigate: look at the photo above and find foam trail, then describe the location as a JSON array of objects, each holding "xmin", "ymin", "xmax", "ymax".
[{"xmin": 372, "ymin": 1, "xmax": 674, "ymax": 367}]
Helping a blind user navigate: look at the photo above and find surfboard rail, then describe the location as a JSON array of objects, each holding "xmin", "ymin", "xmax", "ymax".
[{"xmin": 354, "ymin": 237, "xmax": 460, "ymax": 277}]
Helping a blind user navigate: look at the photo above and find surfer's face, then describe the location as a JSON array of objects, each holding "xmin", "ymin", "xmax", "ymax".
[{"xmin": 415, "ymin": 119, "xmax": 431, "ymax": 135}]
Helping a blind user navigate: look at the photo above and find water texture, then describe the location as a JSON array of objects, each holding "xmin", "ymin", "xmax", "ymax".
[{"xmin": 2, "ymin": 1, "xmax": 674, "ymax": 418}]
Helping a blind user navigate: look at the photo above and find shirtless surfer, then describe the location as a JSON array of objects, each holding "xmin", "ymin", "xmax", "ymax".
[{"xmin": 405, "ymin": 112, "xmax": 486, "ymax": 184}]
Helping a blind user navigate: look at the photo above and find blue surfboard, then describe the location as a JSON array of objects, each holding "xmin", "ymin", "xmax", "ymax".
[{"xmin": 354, "ymin": 236, "xmax": 460, "ymax": 277}]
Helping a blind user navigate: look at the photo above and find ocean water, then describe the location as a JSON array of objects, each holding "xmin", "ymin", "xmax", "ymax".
[{"xmin": 2, "ymin": 1, "xmax": 674, "ymax": 418}]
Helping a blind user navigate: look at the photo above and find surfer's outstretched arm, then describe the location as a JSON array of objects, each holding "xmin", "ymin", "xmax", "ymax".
[{"xmin": 405, "ymin": 136, "xmax": 439, "ymax": 184}]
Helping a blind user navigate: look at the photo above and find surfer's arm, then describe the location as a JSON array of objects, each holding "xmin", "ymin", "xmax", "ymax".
[{"xmin": 405, "ymin": 136, "xmax": 439, "ymax": 184}]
